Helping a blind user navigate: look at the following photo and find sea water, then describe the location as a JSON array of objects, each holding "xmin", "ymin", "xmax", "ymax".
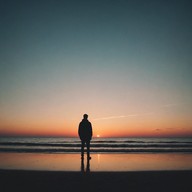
[
  {"xmin": 0, "ymin": 137, "xmax": 192, "ymax": 171},
  {"xmin": 0, "ymin": 137, "xmax": 192, "ymax": 153}
]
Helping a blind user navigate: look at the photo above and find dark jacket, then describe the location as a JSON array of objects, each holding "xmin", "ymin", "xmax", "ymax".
[{"xmin": 78, "ymin": 119, "xmax": 92, "ymax": 141}]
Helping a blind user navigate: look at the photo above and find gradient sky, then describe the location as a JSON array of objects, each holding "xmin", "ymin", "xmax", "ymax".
[{"xmin": 0, "ymin": 0, "xmax": 192, "ymax": 137}]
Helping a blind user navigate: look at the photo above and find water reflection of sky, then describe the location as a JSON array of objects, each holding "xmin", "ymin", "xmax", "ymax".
[{"xmin": 0, "ymin": 153, "xmax": 192, "ymax": 171}]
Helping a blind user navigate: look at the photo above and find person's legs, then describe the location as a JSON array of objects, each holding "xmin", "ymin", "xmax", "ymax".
[{"xmin": 81, "ymin": 140, "xmax": 85, "ymax": 158}]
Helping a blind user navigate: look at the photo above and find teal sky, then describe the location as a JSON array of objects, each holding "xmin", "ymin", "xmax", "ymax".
[{"xmin": 0, "ymin": 0, "xmax": 192, "ymax": 137}]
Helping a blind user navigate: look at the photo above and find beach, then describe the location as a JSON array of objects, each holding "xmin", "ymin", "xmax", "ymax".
[
  {"xmin": 1, "ymin": 153, "xmax": 192, "ymax": 192},
  {"xmin": 1, "ymin": 137, "xmax": 192, "ymax": 191},
  {"xmin": 1, "ymin": 0, "xmax": 192, "ymax": 191}
]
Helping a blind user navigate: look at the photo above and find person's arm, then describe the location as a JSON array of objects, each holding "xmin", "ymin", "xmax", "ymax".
[
  {"xmin": 78, "ymin": 122, "xmax": 81, "ymax": 138},
  {"xmin": 90, "ymin": 123, "xmax": 93, "ymax": 138}
]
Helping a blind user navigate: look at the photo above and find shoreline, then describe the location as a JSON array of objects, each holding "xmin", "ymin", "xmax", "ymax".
[
  {"xmin": 1, "ymin": 169, "xmax": 192, "ymax": 192},
  {"xmin": 1, "ymin": 152, "xmax": 192, "ymax": 172}
]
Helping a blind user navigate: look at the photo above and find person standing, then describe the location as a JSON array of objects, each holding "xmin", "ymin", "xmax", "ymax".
[{"xmin": 78, "ymin": 114, "xmax": 92, "ymax": 160}]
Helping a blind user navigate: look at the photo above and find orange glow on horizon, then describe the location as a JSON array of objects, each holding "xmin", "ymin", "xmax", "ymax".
[
  {"xmin": 0, "ymin": 124, "xmax": 192, "ymax": 138},
  {"xmin": 0, "ymin": 114, "xmax": 192, "ymax": 138}
]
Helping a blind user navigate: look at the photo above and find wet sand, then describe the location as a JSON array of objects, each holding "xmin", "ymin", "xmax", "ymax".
[
  {"xmin": 1, "ymin": 152, "xmax": 192, "ymax": 191},
  {"xmin": 1, "ymin": 169, "xmax": 192, "ymax": 192},
  {"xmin": 1, "ymin": 153, "xmax": 192, "ymax": 171},
  {"xmin": 1, "ymin": 153, "xmax": 192, "ymax": 191}
]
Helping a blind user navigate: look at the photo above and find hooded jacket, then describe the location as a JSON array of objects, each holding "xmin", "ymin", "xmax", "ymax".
[{"xmin": 78, "ymin": 119, "xmax": 92, "ymax": 141}]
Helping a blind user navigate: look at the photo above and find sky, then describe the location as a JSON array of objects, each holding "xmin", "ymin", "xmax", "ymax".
[{"xmin": 0, "ymin": 0, "xmax": 192, "ymax": 137}]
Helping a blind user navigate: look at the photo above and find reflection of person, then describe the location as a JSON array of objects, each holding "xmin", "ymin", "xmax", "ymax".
[
  {"xmin": 78, "ymin": 114, "xmax": 92, "ymax": 160},
  {"xmin": 81, "ymin": 157, "xmax": 90, "ymax": 173}
]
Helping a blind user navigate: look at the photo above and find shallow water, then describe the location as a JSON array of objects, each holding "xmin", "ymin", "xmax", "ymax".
[{"xmin": 0, "ymin": 153, "xmax": 192, "ymax": 171}]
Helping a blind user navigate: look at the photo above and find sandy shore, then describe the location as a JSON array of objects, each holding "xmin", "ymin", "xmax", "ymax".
[{"xmin": 1, "ymin": 169, "xmax": 192, "ymax": 192}]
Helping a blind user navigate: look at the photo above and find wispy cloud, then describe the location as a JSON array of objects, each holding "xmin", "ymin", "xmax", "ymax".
[
  {"xmin": 161, "ymin": 103, "xmax": 180, "ymax": 108},
  {"xmin": 93, "ymin": 115, "xmax": 136, "ymax": 121},
  {"xmin": 93, "ymin": 103, "xmax": 184, "ymax": 121},
  {"xmin": 93, "ymin": 112, "xmax": 153, "ymax": 121}
]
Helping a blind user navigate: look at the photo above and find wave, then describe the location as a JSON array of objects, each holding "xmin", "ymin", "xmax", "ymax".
[
  {"xmin": 0, "ymin": 142, "xmax": 192, "ymax": 148},
  {"xmin": 0, "ymin": 137, "xmax": 192, "ymax": 154},
  {"xmin": 0, "ymin": 147, "xmax": 192, "ymax": 153}
]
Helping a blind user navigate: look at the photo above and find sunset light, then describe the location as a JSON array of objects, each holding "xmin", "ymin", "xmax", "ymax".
[
  {"xmin": 0, "ymin": 0, "xmax": 191, "ymax": 138},
  {"xmin": 0, "ymin": 2, "xmax": 192, "ymax": 190}
]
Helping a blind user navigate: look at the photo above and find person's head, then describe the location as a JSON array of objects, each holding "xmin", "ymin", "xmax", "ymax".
[{"xmin": 83, "ymin": 114, "xmax": 88, "ymax": 119}]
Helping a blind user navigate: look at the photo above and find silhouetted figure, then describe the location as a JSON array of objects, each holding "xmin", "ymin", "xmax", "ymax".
[{"xmin": 78, "ymin": 114, "xmax": 92, "ymax": 160}]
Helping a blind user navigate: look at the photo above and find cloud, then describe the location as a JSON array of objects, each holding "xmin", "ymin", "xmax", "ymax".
[
  {"xmin": 161, "ymin": 103, "xmax": 185, "ymax": 108},
  {"xmin": 93, "ymin": 112, "xmax": 153, "ymax": 121},
  {"xmin": 93, "ymin": 115, "xmax": 136, "ymax": 121}
]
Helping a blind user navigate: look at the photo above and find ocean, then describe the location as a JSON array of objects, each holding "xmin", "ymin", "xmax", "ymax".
[{"xmin": 0, "ymin": 137, "xmax": 192, "ymax": 154}]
